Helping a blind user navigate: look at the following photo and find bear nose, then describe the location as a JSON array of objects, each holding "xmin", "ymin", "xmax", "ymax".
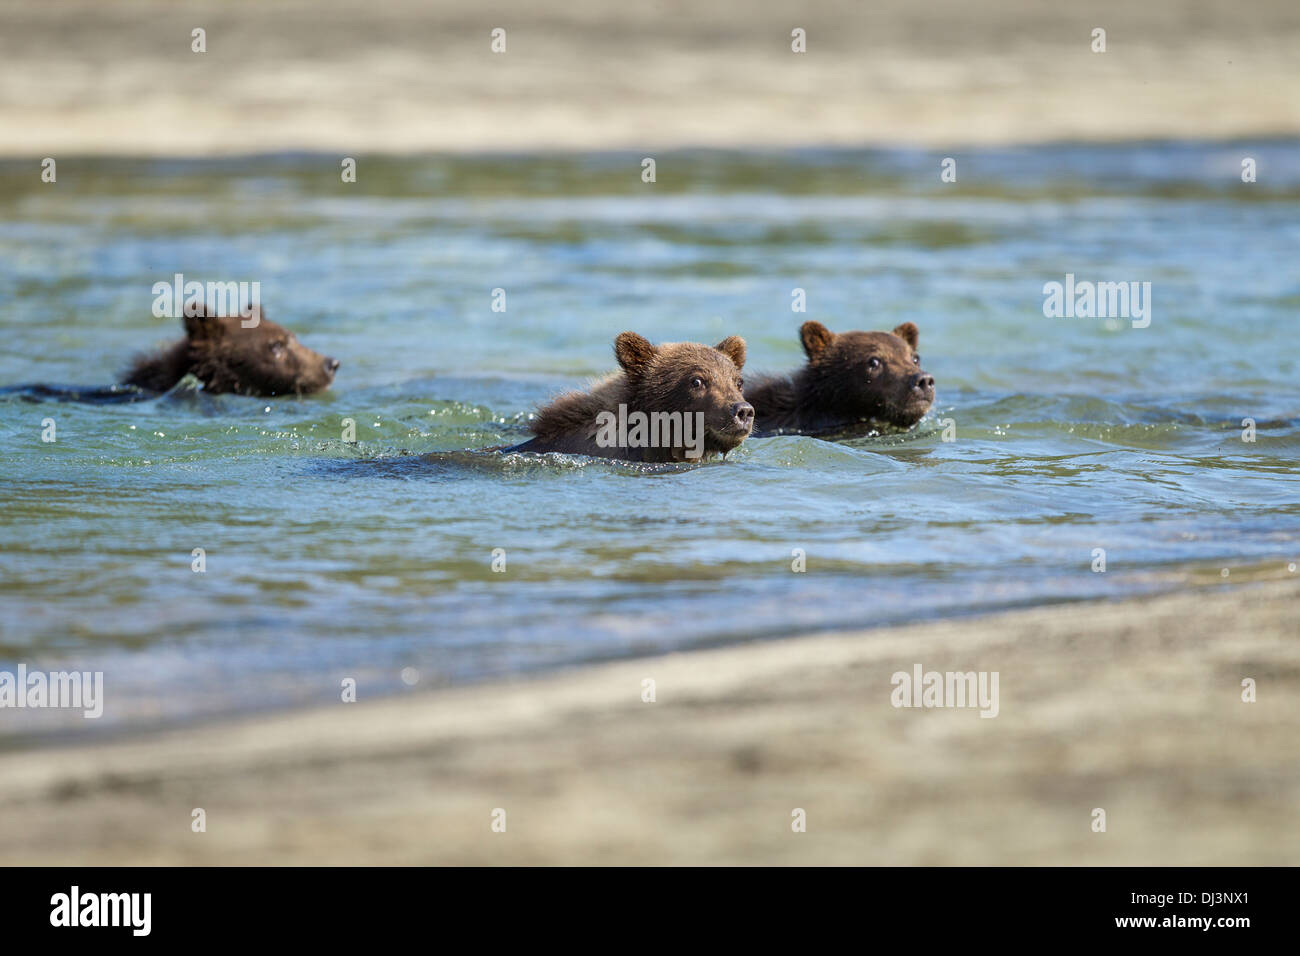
[
  {"xmin": 733, "ymin": 402, "xmax": 754, "ymax": 427},
  {"xmin": 914, "ymin": 374, "xmax": 934, "ymax": 393},
  {"xmin": 325, "ymin": 357, "xmax": 340, "ymax": 374}
]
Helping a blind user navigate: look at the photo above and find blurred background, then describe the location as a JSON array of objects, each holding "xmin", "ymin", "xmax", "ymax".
[{"xmin": 2, "ymin": 0, "xmax": 1298, "ymax": 155}]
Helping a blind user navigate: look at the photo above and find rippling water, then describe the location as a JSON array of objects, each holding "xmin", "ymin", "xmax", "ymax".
[{"xmin": 1, "ymin": 143, "xmax": 1297, "ymax": 734}]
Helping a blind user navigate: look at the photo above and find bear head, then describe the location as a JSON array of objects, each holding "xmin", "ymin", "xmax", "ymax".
[
  {"xmin": 797, "ymin": 320, "xmax": 933, "ymax": 428},
  {"xmin": 613, "ymin": 331, "xmax": 754, "ymax": 455},
  {"xmin": 183, "ymin": 306, "xmax": 339, "ymax": 397}
]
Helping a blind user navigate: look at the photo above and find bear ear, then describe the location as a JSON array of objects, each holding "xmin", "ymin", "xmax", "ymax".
[
  {"xmin": 714, "ymin": 335, "xmax": 746, "ymax": 370},
  {"xmin": 892, "ymin": 321, "xmax": 919, "ymax": 350},
  {"xmin": 182, "ymin": 307, "xmax": 223, "ymax": 341},
  {"xmin": 614, "ymin": 331, "xmax": 657, "ymax": 377},
  {"xmin": 800, "ymin": 321, "xmax": 835, "ymax": 360}
]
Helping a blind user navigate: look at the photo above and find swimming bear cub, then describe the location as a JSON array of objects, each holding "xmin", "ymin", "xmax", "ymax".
[
  {"xmin": 745, "ymin": 321, "xmax": 934, "ymax": 436},
  {"xmin": 511, "ymin": 332, "xmax": 754, "ymax": 461},
  {"xmin": 123, "ymin": 306, "xmax": 339, "ymax": 397}
]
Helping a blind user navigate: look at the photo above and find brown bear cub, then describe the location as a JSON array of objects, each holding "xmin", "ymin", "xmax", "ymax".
[
  {"xmin": 745, "ymin": 321, "xmax": 934, "ymax": 436},
  {"xmin": 123, "ymin": 306, "xmax": 339, "ymax": 397},
  {"xmin": 511, "ymin": 332, "xmax": 754, "ymax": 461}
]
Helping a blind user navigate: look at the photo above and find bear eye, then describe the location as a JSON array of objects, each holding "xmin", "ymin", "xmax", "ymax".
[
  {"xmin": 736, "ymin": 377, "xmax": 744, "ymax": 390},
  {"xmin": 270, "ymin": 341, "xmax": 286, "ymax": 357},
  {"xmin": 867, "ymin": 357, "xmax": 881, "ymax": 370},
  {"xmin": 690, "ymin": 376, "xmax": 705, "ymax": 389},
  {"xmin": 913, "ymin": 354, "xmax": 921, "ymax": 365}
]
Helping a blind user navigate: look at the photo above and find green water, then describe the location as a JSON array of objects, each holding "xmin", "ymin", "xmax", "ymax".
[{"xmin": 1, "ymin": 144, "xmax": 1297, "ymax": 734}]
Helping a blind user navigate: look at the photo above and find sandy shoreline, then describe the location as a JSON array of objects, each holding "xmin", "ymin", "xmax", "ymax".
[
  {"xmin": 3, "ymin": 0, "xmax": 1300, "ymax": 156},
  {"xmin": 2, "ymin": 576, "xmax": 1296, "ymax": 865}
]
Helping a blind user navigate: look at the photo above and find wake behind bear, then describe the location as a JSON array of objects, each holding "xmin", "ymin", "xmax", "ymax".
[
  {"xmin": 124, "ymin": 305, "xmax": 339, "ymax": 397},
  {"xmin": 510, "ymin": 331, "xmax": 754, "ymax": 462},
  {"xmin": 745, "ymin": 320, "xmax": 934, "ymax": 436}
]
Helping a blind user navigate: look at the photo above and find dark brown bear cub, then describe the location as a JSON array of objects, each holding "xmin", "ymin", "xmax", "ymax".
[
  {"xmin": 123, "ymin": 306, "xmax": 339, "ymax": 397},
  {"xmin": 745, "ymin": 321, "xmax": 934, "ymax": 436},
  {"xmin": 511, "ymin": 332, "xmax": 754, "ymax": 461}
]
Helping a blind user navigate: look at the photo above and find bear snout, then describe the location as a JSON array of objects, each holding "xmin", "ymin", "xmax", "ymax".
[
  {"xmin": 324, "ymin": 357, "xmax": 340, "ymax": 375},
  {"xmin": 911, "ymin": 373, "xmax": 935, "ymax": 396},
  {"xmin": 732, "ymin": 401, "xmax": 755, "ymax": 429}
]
